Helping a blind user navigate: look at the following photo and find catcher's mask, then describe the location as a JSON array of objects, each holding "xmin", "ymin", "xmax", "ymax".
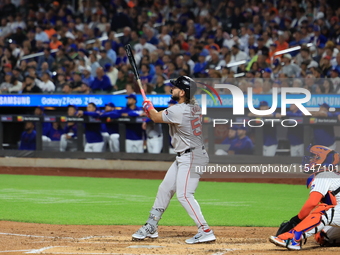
[{"xmin": 303, "ymin": 145, "xmax": 340, "ymax": 188}]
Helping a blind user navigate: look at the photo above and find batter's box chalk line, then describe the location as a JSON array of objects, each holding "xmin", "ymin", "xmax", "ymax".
[
  {"xmin": 126, "ymin": 245, "xmax": 165, "ymax": 248},
  {"xmin": 0, "ymin": 232, "xmax": 73, "ymax": 239},
  {"xmin": 78, "ymin": 235, "xmax": 115, "ymax": 240},
  {"xmin": 0, "ymin": 232, "xmax": 114, "ymax": 241},
  {"xmin": 0, "ymin": 250, "xmax": 31, "ymax": 253},
  {"xmin": 25, "ymin": 246, "xmax": 58, "ymax": 253},
  {"xmin": 211, "ymin": 248, "xmax": 245, "ymax": 255}
]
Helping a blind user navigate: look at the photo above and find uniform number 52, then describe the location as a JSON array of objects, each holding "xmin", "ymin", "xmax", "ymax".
[{"xmin": 191, "ymin": 116, "xmax": 202, "ymax": 136}]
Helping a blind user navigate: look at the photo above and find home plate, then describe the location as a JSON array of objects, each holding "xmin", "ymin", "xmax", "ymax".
[{"xmin": 127, "ymin": 245, "xmax": 165, "ymax": 249}]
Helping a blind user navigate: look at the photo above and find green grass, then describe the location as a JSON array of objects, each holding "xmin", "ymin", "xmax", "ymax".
[{"xmin": 0, "ymin": 174, "xmax": 308, "ymax": 226}]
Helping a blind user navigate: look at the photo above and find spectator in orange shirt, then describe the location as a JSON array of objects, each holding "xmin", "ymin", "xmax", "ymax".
[
  {"xmin": 44, "ymin": 24, "xmax": 57, "ymax": 39},
  {"xmin": 49, "ymin": 34, "xmax": 63, "ymax": 50},
  {"xmin": 204, "ymin": 35, "xmax": 220, "ymax": 52},
  {"xmin": 275, "ymin": 32, "xmax": 289, "ymax": 57}
]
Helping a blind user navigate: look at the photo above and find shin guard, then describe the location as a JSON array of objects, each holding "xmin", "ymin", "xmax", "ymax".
[
  {"xmin": 293, "ymin": 203, "xmax": 335, "ymax": 241},
  {"xmin": 146, "ymin": 208, "xmax": 164, "ymax": 226}
]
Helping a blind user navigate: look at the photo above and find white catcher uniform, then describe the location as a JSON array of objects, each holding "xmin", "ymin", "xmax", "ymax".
[
  {"xmin": 300, "ymin": 171, "xmax": 340, "ymax": 237},
  {"xmin": 271, "ymin": 171, "xmax": 340, "ymax": 248},
  {"xmin": 132, "ymin": 102, "xmax": 215, "ymax": 244}
]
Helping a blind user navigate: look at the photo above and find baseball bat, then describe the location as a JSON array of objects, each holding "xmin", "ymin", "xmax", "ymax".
[{"xmin": 124, "ymin": 44, "xmax": 147, "ymax": 101}]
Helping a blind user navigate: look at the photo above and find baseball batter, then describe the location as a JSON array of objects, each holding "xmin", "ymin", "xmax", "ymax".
[
  {"xmin": 269, "ymin": 145, "xmax": 340, "ymax": 250},
  {"xmin": 132, "ymin": 76, "xmax": 216, "ymax": 244}
]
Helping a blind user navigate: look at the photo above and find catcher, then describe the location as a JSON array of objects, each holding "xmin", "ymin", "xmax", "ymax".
[{"xmin": 269, "ymin": 145, "xmax": 340, "ymax": 250}]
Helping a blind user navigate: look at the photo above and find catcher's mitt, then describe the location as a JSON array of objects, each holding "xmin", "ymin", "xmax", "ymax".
[{"xmin": 276, "ymin": 215, "xmax": 301, "ymax": 236}]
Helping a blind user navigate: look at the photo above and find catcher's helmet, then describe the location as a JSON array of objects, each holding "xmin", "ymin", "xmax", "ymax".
[
  {"xmin": 303, "ymin": 145, "xmax": 340, "ymax": 188},
  {"xmin": 170, "ymin": 76, "xmax": 197, "ymax": 99}
]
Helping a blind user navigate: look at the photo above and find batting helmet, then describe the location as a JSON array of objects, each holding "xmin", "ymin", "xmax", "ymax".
[{"xmin": 170, "ymin": 76, "xmax": 197, "ymax": 99}]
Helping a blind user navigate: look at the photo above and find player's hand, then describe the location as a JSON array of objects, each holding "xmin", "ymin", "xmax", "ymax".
[
  {"xmin": 77, "ymin": 110, "xmax": 84, "ymax": 117},
  {"xmin": 142, "ymin": 100, "xmax": 154, "ymax": 118},
  {"xmin": 143, "ymin": 100, "xmax": 155, "ymax": 112}
]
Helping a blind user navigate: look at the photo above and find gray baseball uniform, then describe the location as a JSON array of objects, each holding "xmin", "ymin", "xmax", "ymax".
[{"xmin": 151, "ymin": 102, "xmax": 210, "ymax": 230}]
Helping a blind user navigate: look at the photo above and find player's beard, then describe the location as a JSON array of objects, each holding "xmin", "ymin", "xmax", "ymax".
[
  {"xmin": 171, "ymin": 95, "xmax": 179, "ymax": 102},
  {"xmin": 171, "ymin": 90, "xmax": 180, "ymax": 102}
]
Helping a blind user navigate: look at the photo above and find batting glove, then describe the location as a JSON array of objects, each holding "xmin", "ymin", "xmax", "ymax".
[{"xmin": 142, "ymin": 100, "xmax": 155, "ymax": 114}]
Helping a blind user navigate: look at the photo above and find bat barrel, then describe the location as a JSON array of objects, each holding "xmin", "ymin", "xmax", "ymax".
[{"xmin": 124, "ymin": 44, "xmax": 140, "ymax": 80}]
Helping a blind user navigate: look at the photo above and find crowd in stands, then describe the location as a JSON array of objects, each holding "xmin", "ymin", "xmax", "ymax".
[{"xmin": 0, "ymin": 0, "xmax": 340, "ymax": 95}]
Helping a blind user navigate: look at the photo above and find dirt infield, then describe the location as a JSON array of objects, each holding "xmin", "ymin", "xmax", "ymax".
[
  {"xmin": 1, "ymin": 221, "xmax": 340, "ymax": 255},
  {"xmin": 0, "ymin": 166, "xmax": 319, "ymax": 254}
]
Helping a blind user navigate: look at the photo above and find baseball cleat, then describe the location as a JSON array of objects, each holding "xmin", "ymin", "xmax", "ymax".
[
  {"xmin": 185, "ymin": 228, "xmax": 216, "ymax": 244},
  {"xmin": 132, "ymin": 223, "xmax": 158, "ymax": 240},
  {"xmin": 269, "ymin": 236, "xmax": 301, "ymax": 250},
  {"xmin": 269, "ymin": 236, "xmax": 287, "ymax": 248},
  {"xmin": 286, "ymin": 238, "xmax": 301, "ymax": 250}
]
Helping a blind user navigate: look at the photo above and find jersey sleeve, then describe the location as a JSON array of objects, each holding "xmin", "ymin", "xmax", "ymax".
[
  {"xmin": 128, "ymin": 109, "xmax": 143, "ymax": 117},
  {"xmin": 100, "ymin": 110, "xmax": 120, "ymax": 119},
  {"xmin": 83, "ymin": 111, "xmax": 100, "ymax": 118},
  {"xmin": 310, "ymin": 174, "xmax": 333, "ymax": 196},
  {"xmin": 162, "ymin": 105, "xmax": 183, "ymax": 124}
]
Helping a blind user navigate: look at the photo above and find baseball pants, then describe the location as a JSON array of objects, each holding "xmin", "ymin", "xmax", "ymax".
[
  {"xmin": 263, "ymin": 144, "xmax": 278, "ymax": 156},
  {"xmin": 147, "ymin": 135, "xmax": 163, "ymax": 153},
  {"xmin": 126, "ymin": 139, "xmax": 144, "ymax": 153},
  {"xmin": 84, "ymin": 142, "xmax": 104, "ymax": 152},
  {"xmin": 322, "ymin": 226, "xmax": 340, "ymax": 244},
  {"xmin": 109, "ymin": 133, "xmax": 120, "ymax": 152},
  {"xmin": 152, "ymin": 147, "xmax": 210, "ymax": 229},
  {"xmin": 109, "ymin": 134, "xmax": 144, "ymax": 153},
  {"xmin": 42, "ymin": 135, "xmax": 51, "ymax": 142},
  {"xmin": 60, "ymin": 134, "xmax": 74, "ymax": 151},
  {"xmin": 290, "ymin": 144, "xmax": 304, "ymax": 157},
  {"xmin": 101, "ymin": 132, "xmax": 110, "ymax": 152}
]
